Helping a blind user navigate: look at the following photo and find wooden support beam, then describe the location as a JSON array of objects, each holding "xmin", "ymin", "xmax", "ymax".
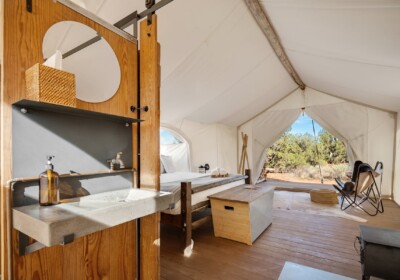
[
  {"xmin": 245, "ymin": 169, "xmax": 251, "ymax": 185},
  {"xmin": 181, "ymin": 182, "xmax": 192, "ymax": 250},
  {"xmin": 244, "ymin": 0, "xmax": 306, "ymax": 90},
  {"xmin": 139, "ymin": 14, "xmax": 161, "ymax": 280}
]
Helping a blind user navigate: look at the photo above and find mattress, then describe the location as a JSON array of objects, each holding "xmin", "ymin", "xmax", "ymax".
[
  {"xmin": 162, "ymin": 179, "xmax": 245, "ymax": 215},
  {"xmin": 161, "ymin": 172, "xmax": 207, "ymax": 184}
]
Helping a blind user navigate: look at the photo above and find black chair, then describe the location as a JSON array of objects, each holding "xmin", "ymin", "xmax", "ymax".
[
  {"xmin": 333, "ymin": 162, "xmax": 384, "ymax": 216},
  {"xmin": 335, "ymin": 160, "xmax": 363, "ymax": 188}
]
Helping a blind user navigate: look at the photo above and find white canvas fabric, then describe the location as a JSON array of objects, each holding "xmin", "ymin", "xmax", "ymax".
[
  {"xmin": 240, "ymin": 89, "xmax": 395, "ymax": 196},
  {"xmin": 261, "ymin": 0, "xmax": 400, "ymax": 112},
  {"xmin": 67, "ymin": 0, "xmax": 400, "ymax": 201},
  {"xmin": 160, "ymin": 127, "xmax": 191, "ymax": 172},
  {"xmin": 166, "ymin": 120, "xmax": 237, "ymax": 174}
]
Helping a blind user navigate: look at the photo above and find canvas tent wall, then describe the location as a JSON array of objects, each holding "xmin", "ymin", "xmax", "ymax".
[
  {"xmin": 239, "ymin": 88, "xmax": 396, "ymax": 196},
  {"xmin": 160, "ymin": 127, "xmax": 192, "ymax": 172},
  {"xmin": 164, "ymin": 120, "xmax": 237, "ymax": 173}
]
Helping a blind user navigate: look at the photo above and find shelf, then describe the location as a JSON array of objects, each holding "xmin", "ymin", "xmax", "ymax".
[
  {"xmin": 13, "ymin": 99, "xmax": 141, "ymax": 124},
  {"xmin": 9, "ymin": 168, "xmax": 135, "ymax": 187},
  {"xmin": 13, "ymin": 188, "xmax": 173, "ymax": 251}
]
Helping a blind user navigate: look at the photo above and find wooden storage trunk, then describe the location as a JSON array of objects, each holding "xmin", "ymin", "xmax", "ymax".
[
  {"xmin": 209, "ymin": 185, "xmax": 274, "ymax": 245},
  {"xmin": 26, "ymin": 63, "xmax": 76, "ymax": 107},
  {"xmin": 310, "ymin": 189, "xmax": 338, "ymax": 204}
]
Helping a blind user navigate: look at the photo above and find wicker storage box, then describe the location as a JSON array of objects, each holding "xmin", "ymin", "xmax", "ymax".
[
  {"xmin": 26, "ymin": 63, "xmax": 76, "ymax": 107},
  {"xmin": 310, "ymin": 189, "xmax": 338, "ymax": 204}
]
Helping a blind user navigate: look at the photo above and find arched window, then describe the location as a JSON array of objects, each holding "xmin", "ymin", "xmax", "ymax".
[{"xmin": 160, "ymin": 127, "xmax": 191, "ymax": 172}]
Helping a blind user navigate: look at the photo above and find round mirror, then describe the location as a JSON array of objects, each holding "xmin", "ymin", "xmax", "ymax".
[{"xmin": 42, "ymin": 21, "xmax": 121, "ymax": 103}]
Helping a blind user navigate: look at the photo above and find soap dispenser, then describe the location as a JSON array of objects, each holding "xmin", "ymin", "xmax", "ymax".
[{"xmin": 39, "ymin": 155, "xmax": 60, "ymax": 206}]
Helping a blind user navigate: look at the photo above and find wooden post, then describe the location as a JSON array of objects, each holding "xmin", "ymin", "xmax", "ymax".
[
  {"xmin": 1, "ymin": 1, "xmax": 138, "ymax": 278},
  {"xmin": 139, "ymin": 14, "xmax": 161, "ymax": 280},
  {"xmin": 239, "ymin": 133, "xmax": 249, "ymax": 174},
  {"xmin": 245, "ymin": 169, "xmax": 251, "ymax": 185},
  {"xmin": 181, "ymin": 182, "xmax": 192, "ymax": 251}
]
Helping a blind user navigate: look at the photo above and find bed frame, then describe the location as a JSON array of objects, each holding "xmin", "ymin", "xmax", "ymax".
[{"xmin": 161, "ymin": 169, "xmax": 251, "ymax": 252}]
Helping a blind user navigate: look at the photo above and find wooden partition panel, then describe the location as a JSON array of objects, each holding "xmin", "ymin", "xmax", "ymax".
[
  {"xmin": 1, "ymin": 0, "xmax": 138, "ymax": 278},
  {"xmin": 139, "ymin": 15, "xmax": 161, "ymax": 280}
]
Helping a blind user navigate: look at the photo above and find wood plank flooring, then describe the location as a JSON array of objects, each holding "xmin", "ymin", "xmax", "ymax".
[{"xmin": 160, "ymin": 195, "xmax": 400, "ymax": 280}]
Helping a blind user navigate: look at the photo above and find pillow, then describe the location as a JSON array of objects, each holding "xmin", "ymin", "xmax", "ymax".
[
  {"xmin": 160, "ymin": 155, "xmax": 175, "ymax": 173},
  {"xmin": 160, "ymin": 160, "xmax": 166, "ymax": 174}
]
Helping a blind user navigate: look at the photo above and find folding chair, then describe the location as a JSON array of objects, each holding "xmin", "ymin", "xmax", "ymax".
[
  {"xmin": 333, "ymin": 162, "xmax": 384, "ymax": 216},
  {"xmin": 335, "ymin": 160, "xmax": 363, "ymax": 188}
]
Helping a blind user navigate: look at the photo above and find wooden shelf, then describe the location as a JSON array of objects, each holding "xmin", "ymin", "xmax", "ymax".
[{"xmin": 13, "ymin": 99, "xmax": 141, "ymax": 124}]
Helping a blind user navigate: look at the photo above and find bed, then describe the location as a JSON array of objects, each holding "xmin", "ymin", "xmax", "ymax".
[{"xmin": 160, "ymin": 170, "xmax": 250, "ymax": 253}]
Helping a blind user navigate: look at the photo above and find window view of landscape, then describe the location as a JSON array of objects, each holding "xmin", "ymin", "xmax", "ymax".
[{"xmin": 263, "ymin": 114, "xmax": 349, "ymax": 184}]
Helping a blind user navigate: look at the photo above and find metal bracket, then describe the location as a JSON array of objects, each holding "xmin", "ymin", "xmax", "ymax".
[
  {"xmin": 114, "ymin": 0, "xmax": 174, "ymax": 38},
  {"xmin": 62, "ymin": 233, "xmax": 75, "ymax": 245},
  {"xmin": 130, "ymin": 105, "xmax": 149, "ymax": 113},
  {"xmin": 26, "ymin": 0, "xmax": 32, "ymax": 13},
  {"xmin": 52, "ymin": 0, "xmax": 174, "ymax": 60},
  {"xmin": 18, "ymin": 231, "xmax": 75, "ymax": 256},
  {"xmin": 18, "ymin": 232, "xmax": 46, "ymax": 256}
]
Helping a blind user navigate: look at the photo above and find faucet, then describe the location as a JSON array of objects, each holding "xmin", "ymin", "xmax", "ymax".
[{"xmin": 108, "ymin": 152, "xmax": 125, "ymax": 170}]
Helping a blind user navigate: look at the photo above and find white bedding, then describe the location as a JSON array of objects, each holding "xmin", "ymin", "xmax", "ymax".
[
  {"xmin": 161, "ymin": 172, "xmax": 207, "ymax": 184},
  {"xmin": 162, "ymin": 179, "xmax": 245, "ymax": 215}
]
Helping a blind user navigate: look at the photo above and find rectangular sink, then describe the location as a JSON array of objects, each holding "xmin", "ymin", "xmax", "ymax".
[{"xmin": 13, "ymin": 188, "xmax": 173, "ymax": 247}]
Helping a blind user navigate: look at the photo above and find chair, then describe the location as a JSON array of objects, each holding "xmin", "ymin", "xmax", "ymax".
[
  {"xmin": 335, "ymin": 160, "xmax": 363, "ymax": 188},
  {"xmin": 333, "ymin": 162, "xmax": 384, "ymax": 216}
]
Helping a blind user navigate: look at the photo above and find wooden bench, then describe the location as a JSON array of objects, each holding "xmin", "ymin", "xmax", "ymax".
[{"xmin": 208, "ymin": 185, "xmax": 274, "ymax": 245}]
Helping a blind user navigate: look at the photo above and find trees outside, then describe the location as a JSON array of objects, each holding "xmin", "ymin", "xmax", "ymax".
[{"xmin": 266, "ymin": 128, "xmax": 348, "ymax": 173}]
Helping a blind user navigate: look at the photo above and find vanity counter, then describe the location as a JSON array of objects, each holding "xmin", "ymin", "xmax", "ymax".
[{"xmin": 13, "ymin": 188, "xmax": 173, "ymax": 247}]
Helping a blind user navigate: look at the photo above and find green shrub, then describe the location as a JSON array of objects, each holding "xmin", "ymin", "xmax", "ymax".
[
  {"xmin": 266, "ymin": 128, "xmax": 348, "ymax": 173},
  {"xmin": 293, "ymin": 164, "xmax": 349, "ymax": 180}
]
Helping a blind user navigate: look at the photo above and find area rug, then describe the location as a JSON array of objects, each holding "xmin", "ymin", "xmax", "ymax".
[
  {"xmin": 273, "ymin": 191, "xmax": 367, "ymax": 223},
  {"xmin": 278, "ymin": 261, "xmax": 355, "ymax": 280}
]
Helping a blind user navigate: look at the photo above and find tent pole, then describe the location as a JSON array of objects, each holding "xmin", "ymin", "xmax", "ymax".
[{"xmin": 244, "ymin": 0, "xmax": 305, "ymax": 90}]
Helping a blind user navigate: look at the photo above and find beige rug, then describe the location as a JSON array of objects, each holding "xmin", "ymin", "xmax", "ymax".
[{"xmin": 273, "ymin": 191, "xmax": 367, "ymax": 223}]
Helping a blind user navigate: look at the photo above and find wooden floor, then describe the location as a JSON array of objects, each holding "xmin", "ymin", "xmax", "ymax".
[{"xmin": 160, "ymin": 195, "xmax": 400, "ymax": 280}]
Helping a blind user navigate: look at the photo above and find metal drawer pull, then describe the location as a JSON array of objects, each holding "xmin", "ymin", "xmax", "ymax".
[{"xmin": 224, "ymin": 206, "xmax": 234, "ymax": 211}]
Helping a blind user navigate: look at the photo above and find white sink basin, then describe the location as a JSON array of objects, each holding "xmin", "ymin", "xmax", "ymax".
[
  {"xmin": 80, "ymin": 188, "xmax": 167, "ymax": 202},
  {"xmin": 13, "ymin": 188, "xmax": 173, "ymax": 247}
]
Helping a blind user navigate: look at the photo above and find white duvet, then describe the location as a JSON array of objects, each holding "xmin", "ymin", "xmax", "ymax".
[{"xmin": 160, "ymin": 172, "xmax": 208, "ymax": 184}]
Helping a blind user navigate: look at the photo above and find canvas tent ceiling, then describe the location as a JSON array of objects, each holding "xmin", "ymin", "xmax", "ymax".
[
  {"xmin": 260, "ymin": 0, "xmax": 400, "ymax": 112},
  {"xmin": 69, "ymin": 0, "xmax": 400, "ymax": 120},
  {"xmin": 65, "ymin": 0, "xmax": 400, "ymax": 201},
  {"xmin": 68, "ymin": 0, "xmax": 298, "ymax": 126}
]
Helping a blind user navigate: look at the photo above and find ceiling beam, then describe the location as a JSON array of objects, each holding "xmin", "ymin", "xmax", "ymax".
[{"xmin": 244, "ymin": 0, "xmax": 305, "ymax": 90}]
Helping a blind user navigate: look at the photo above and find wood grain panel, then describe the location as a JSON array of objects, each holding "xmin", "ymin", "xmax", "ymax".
[
  {"xmin": 210, "ymin": 199, "xmax": 251, "ymax": 244},
  {"xmin": 1, "ymin": 0, "xmax": 138, "ymax": 278},
  {"xmin": 139, "ymin": 14, "xmax": 161, "ymax": 280}
]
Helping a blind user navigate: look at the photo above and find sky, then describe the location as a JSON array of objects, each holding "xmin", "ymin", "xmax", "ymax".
[{"xmin": 289, "ymin": 113, "xmax": 323, "ymax": 135}]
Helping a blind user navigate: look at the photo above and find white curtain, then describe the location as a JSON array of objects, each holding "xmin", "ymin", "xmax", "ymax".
[
  {"xmin": 240, "ymin": 88, "xmax": 395, "ymax": 195},
  {"xmin": 250, "ymin": 109, "xmax": 301, "ymax": 183}
]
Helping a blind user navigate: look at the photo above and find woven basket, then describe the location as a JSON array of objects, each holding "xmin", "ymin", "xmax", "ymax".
[
  {"xmin": 26, "ymin": 63, "xmax": 76, "ymax": 107},
  {"xmin": 310, "ymin": 189, "xmax": 338, "ymax": 204}
]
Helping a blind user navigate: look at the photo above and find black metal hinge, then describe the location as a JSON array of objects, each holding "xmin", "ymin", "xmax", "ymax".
[{"xmin": 26, "ymin": 0, "xmax": 32, "ymax": 13}]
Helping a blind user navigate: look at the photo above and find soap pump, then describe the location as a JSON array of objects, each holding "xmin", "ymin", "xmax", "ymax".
[{"xmin": 39, "ymin": 155, "xmax": 60, "ymax": 206}]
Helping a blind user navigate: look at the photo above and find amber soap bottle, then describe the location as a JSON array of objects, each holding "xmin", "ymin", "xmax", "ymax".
[{"xmin": 39, "ymin": 156, "xmax": 60, "ymax": 206}]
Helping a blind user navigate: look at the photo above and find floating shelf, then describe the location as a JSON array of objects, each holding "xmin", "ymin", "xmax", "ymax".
[
  {"xmin": 10, "ymin": 168, "xmax": 135, "ymax": 186},
  {"xmin": 13, "ymin": 99, "xmax": 141, "ymax": 124}
]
